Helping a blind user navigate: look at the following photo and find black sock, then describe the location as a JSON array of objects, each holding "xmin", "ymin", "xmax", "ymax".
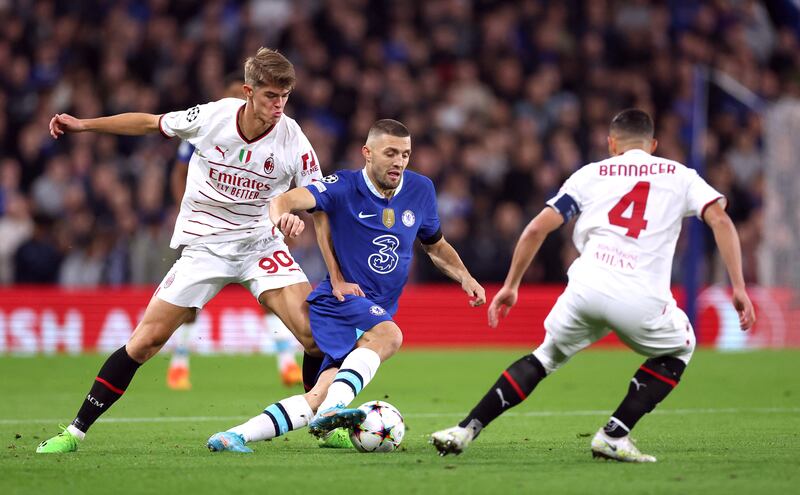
[
  {"xmin": 72, "ymin": 346, "xmax": 141, "ymax": 433},
  {"xmin": 301, "ymin": 352, "xmax": 324, "ymax": 392},
  {"xmin": 603, "ymin": 356, "xmax": 686, "ymax": 438},
  {"xmin": 458, "ymin": 354, "xmax": 547, "ymax": 436}
]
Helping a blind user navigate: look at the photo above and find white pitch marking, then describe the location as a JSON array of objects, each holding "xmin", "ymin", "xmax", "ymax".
[{"xmin": 1, "ymin": 407, "xmax": 798, "ymax": 425}]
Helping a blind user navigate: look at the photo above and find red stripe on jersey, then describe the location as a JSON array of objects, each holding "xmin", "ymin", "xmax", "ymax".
[
  {"xmin": 182, "ymin": 230, "xmax": 202, "ymax": 236},
  {"xmin": 700, "ymin": 196, "xmax": 725, "ymax": 222},
  {"xmin": 502, "ymin": 371, "xmax": 527, "ymax": 400},
  {"xmin": 95, "ymin": 377, "xmax": 125, "ymax": 395},
  {"xmin": 191, "ymin": 209, "xmax": 242, "ymax": 226},
  {"xmin": 158, "ymin": 114, "xmax": 172, "ymax": 139},
  {"xmin": 195, "ymin": 200, "xmax": 262, "ymax": 217},
  {"xmin": 236, "ymin": 105, "xmax": 276, "ymax": 144},
  {"xmin": 197, "ymin": 190, "xmax": 262, "ymax": 208},
  {"xmin": 208, "ymin": 161, "xmax": 277, "ymax": 180},
  {"xmin": 638, "ymin": 366, "xmax": 678, "ymax": 388},
  {"xmin": 204, "ymin": 181, "xmax": 239, "ymax": 201},
  {"xmin": 187, "ymin": 219, "xmax": 236, "ymax": 231}
]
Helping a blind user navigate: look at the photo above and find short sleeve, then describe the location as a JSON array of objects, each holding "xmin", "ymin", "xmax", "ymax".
[
  {"xmin": 684, "ymin": 169, "xmax": 726, "ymax": 219},
  {"xmin": 306, "ymin": 173, "xmax": 348, "ymax": 213},
  {"xmin": 417, "ymin": 179, "xmax": 442, "ymax": 244},
  {"xmin": 159, "ymin": 101, "xmax": 217, "ymax": 140},
  {"xmin": 546, "ymin": 171, "xmax": 584, "ymax": 222},
  {"xmin": 293, "ymin": 129, "xmax": 323, "ymax": 187}
]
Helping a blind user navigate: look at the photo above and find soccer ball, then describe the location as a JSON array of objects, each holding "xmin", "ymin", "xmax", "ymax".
[{"xmin": 349, "ymin": 400, "xmax": 405, "ymax": 453}]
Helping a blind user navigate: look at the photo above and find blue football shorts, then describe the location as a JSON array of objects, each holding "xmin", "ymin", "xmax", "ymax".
[{"xmin": 308, "ymin": 294, "xmax": 394, "ymax": 374}]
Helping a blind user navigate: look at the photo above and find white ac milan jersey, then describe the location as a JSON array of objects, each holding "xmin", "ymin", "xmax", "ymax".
[
  {"xmin": 159, "ymin": 98, "xmax": 322, "ymax": 249},
  {"xmin": 547, "ymin": 149, "xmax": 724, "ymax": 302}
]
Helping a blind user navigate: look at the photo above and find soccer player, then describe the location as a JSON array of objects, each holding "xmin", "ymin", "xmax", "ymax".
[
  {"xmin": 430, "ymin": 109, "xmax": 756, "ymax": 462},
  {"xmin": 166, "ymin": 74, "xmax": 303, "ymax": 390},
  {"xmin": 37, "ymin": 48, "xmax": 330, "ymax": 453},
  {"xmin": 207, "ymin": 119, "xmax": 486, "ymax": 453}
]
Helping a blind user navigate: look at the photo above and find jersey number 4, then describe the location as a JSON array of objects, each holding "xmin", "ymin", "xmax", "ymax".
[{"xmin": 608, "ymin": 181, "xmax": 650, "ymax": 239}]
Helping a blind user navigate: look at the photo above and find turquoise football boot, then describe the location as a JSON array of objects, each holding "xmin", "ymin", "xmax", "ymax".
[{"xmin": 207, "ymin": 432, "xmax": 253, "ymax": 453}]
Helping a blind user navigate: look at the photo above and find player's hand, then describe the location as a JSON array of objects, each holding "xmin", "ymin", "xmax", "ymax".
[
  {"xmin": 461, "ymin": 277, "xmax": 486, "ymax": 307},
  {"xmin": 276, "ymin": 212, "xmax": 305, "ymax": 238},
  {"xmin": 488, "ymin": 286, "xmax": 518, "ymax": 328},
  {"xmin": 732, "ymin": 287, "xmax": 756, "ymax": 331},
  {"xmin": 331, "ymin": 279, "xmax": 365, "ymax": 302},
  {"xmin": 49, "ymin": 113, "xmax": 85, "ymax": 139}
]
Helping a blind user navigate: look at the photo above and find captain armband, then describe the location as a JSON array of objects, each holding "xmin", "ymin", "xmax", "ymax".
[{"xmin": 551, "ymin": 193, "xmax": 580, "ymax": 222}]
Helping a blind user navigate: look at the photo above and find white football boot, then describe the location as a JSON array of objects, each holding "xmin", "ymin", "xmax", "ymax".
[
  {"xmin": 430, "ymin": 426, "xmax": 474, "ymax": 456},
  {"xmin": 590, "ymin": 428, "xmax": 657, "ymax": 463}
]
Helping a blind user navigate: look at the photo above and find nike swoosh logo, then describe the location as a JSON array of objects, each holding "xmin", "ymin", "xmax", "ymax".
[
  {"xmin": 358, "ymin": 212, "xmax": 377, "ymax": 218},
  {"xmin": 604, "ymin": 440, "xmax": 617, "ymax": 451}
]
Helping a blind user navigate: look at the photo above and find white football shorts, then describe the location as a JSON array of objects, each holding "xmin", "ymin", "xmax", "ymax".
[
  {"xmin": 154, "ymin": 237, "xmax": 308, "ymax": 309},
  {"xmin": 534, "ymin": 280, "xmax": 696, "ymax": 373}
]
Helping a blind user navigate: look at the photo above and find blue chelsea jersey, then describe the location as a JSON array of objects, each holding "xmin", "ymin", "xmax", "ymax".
[{"xmin": 306, "ymin": 168, "xmax": 442, "ymax": 315}]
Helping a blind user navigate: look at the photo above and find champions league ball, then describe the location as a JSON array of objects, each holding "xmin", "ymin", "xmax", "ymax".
[{"xmin": 349, "ymin": 400, "xmax": 405, "ymax": 453}]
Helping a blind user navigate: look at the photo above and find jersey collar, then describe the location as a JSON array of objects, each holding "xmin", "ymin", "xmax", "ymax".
[
  {"xmin": 361, "ymin": 168, "xmax": 404, "ymax": 199},
  {"xmin": 621, "ymin": 149, "xmax": 650, "ymax": 156}
]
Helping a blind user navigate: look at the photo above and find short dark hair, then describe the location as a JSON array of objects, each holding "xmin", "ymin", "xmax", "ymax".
[
  {"xmin": 367, "ymin": 119, "xmax": 410, "ymax": 141},
  {"xmin": 610, "ymin": 109, "xmax": 654, "ymax": 139}
]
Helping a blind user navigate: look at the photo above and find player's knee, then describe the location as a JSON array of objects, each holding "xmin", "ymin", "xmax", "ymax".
[
  {"xmin": 127, "ymin": 322, "xmax": 173, "ymax": 362},
  {"xmin": 377, "ymin": 326, "xmax": 402, "ymax": 359},
  {"xmin": 359, "ymin": 322, "xmax": 402, "ymax": 361},
  {"xmin": 532, "ymin": 339, "xmax": 570, "ymax": 374}
]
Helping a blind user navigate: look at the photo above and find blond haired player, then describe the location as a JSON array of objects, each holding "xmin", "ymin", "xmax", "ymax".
[
  {"xmin": 166, "ymin": 73, "xmax": 302, "ymax": 391},
  {"xmin": 431, "ymin": 109, "xmax": 755, "ymax": 462},
  {"xmin": 37, "ymin": 48, "xmax": 327, "ymax": 453}
]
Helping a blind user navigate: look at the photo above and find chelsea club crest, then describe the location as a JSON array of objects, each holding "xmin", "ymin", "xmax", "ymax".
[{"xmin": 402, "ymin": 210, "xmax": 415, "ymax": 227}]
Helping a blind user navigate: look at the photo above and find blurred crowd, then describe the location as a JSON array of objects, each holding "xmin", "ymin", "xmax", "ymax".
[{"xmin": 0, "ymin": 0, "xmax": 798, "ymax": 288}]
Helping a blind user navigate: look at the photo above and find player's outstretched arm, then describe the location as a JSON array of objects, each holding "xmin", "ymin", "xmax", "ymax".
[
  {"xmin": 421, "ymin": 237, "xmax": 486, "ymax": 307},
  {"xmin": 312, "ymin": 212, "xmax": 364, "ymax": 301},
  {"xmin": 702, "ymin": 202, "xmax": 756, "ymax": 330},
  {"xmin": 269, "ymin": 187, "xmax": 317, "ymax": 238},
  {"xmin": 488, "ymin": 207, "xmax": 563, "ymax": 328},
  {"xmin": 49, "ymin": 112, "xmax": 161, "ymax": 139}
]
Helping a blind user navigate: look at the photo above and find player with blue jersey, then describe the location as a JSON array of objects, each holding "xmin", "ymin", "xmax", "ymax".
[{"xmin": 207, "ymin": 119, "xmax": 485, "ymax": 452}]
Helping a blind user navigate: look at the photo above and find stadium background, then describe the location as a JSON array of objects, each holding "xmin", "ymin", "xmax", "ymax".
[{"xmin": 1, "ymin": 0, "xmax": 799, "ymax": 353}]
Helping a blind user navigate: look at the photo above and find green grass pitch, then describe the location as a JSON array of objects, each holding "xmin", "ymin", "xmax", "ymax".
[{"xmin": 1, "ymin": 349, "xmax": 798, "ymax": 494}]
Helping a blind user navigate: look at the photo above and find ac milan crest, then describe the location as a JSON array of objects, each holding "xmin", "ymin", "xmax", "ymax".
[{"xmin": 264, "ymin": 154, "xmax": 275, "ymax": 174}]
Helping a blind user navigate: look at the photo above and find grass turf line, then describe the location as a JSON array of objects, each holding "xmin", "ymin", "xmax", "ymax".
[{"xmin": 1, "ymin": 349, "xmax": 798, "ymax": 494}]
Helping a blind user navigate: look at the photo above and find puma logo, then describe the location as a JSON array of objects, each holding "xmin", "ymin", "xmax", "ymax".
[
  {"xmin": 215, "ymin": 145, "xmax": 228, "ymax": 159},
  {"xmin": 631, "ymin": 378, "xmax": 647, "ymax": 391},
  {"xmin": 495, "ymin": 388, "xmax": 510, "ymax": 408}
]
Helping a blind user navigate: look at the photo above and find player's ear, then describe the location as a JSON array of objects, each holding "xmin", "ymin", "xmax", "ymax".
[
  {"xmin": 362, "ymin": 145, "xmax": 371, "ymax": 163},
  {"xmin": 649, "ymin": 138, "xmax": 658, "ymax": 154},
  {"xmin": 607, "ymin": 135, "xmax": 615, "ymax": 156},
  {"xmin": 243, "ymin": 84, "xmax": 254, "ymax": 98}
]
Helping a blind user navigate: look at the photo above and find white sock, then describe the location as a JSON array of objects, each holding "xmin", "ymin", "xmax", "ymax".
[
  {"xmin": 229, "ymin": 395, "xmax": 312, "ymax": 442},
  {"xmin": 67, "ymin": 424, "xmax": 85, "ymax": 440},
  {"xmin": 317, "ymin": 348, "xmax": 381, "ymax": 412}
]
